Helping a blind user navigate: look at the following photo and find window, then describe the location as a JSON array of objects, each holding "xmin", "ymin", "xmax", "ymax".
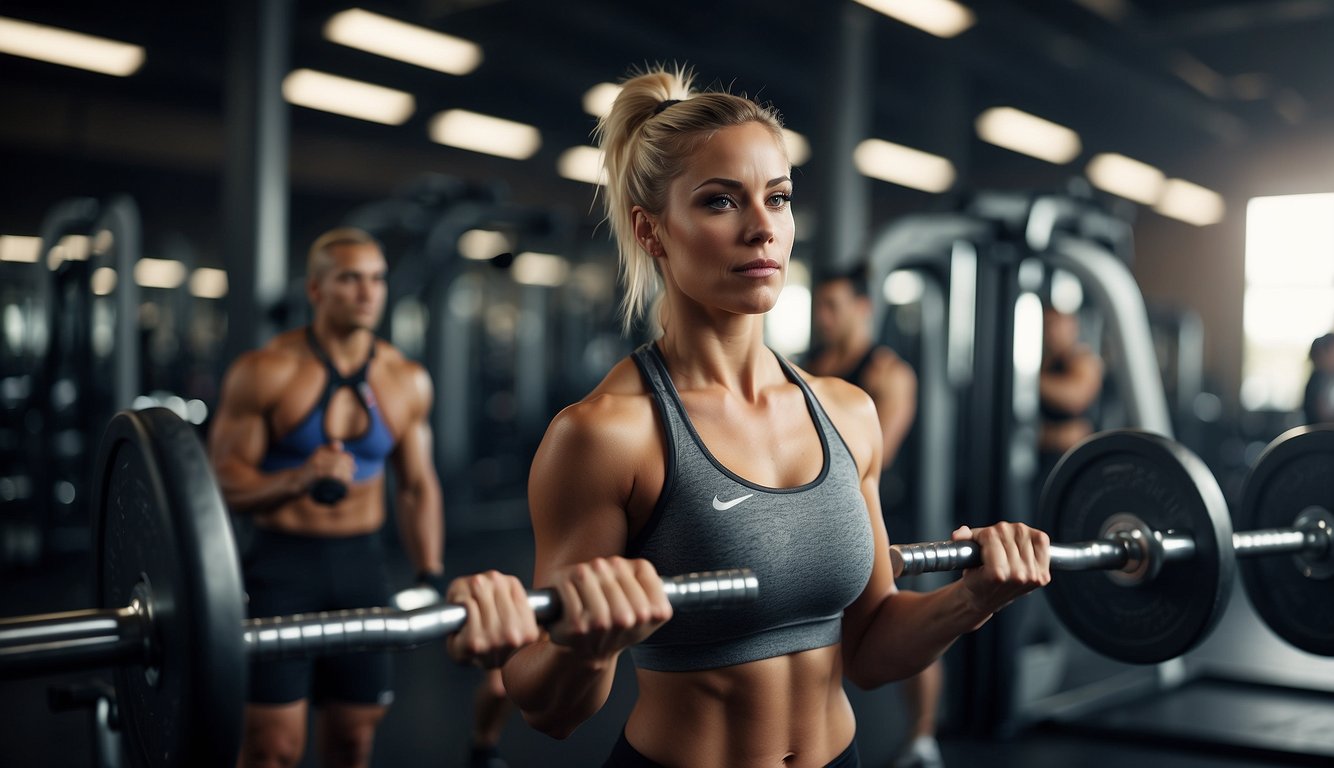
[{"xmin": 1241, "ymin": 193, "xmax": 1334, "ymax": 410}]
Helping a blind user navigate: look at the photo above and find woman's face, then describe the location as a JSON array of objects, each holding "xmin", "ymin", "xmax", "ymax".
[{"xmin": 652, "ymin": 121, "xmax": 794, "ymax": 319}]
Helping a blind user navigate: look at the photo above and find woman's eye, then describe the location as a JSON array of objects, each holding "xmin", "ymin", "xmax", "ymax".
[
  {"xmin": 706, "ymin": 195, "xmax": 736, "ymax": 210},
  {"xmin": 768, "ymin": 193, "xmax": 792, "ymax": 208}
]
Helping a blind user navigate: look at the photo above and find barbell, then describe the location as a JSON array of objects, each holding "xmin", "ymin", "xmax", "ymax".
[
  {"xmin": 890, "ymin": 428, "xmax": 1334, "ymax": 664},
  {"xmin": 0, "ymin": 408, "xmax": 759, "ymax": 768}
]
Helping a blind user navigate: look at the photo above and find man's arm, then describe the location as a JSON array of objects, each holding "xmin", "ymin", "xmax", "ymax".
[
  {"xmin": 1039, "ymin": 346, "xmax": 1103, "ymax": 415},
  {"xmin": 390, "ymin": 362, "xmax": 444, "ymax": 578},
  {"xmin": 864, "ymin": 347, "xmax": 917, "ymax": 469},
  {"xmin": 208, "ymin": 352, "xmax": 319, "ymax": 514}
]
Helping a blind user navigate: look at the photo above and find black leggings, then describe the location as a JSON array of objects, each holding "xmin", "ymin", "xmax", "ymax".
[{"xmin": 604, "ymin": 731, "xmax": 860, "ymax": 767}]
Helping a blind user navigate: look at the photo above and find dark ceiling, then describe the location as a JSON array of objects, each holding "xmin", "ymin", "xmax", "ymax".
[{"xmin": 1, "ymin": 0, "xmax": 1331, "ymax": 257}]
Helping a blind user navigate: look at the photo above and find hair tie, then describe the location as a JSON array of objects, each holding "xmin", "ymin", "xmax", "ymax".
[{"xmin": 653, "ymin": 99, "xmax": 682, "ymax": 115}]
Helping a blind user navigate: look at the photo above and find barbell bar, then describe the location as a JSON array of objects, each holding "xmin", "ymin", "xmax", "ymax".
[
  {"xmin": 0, "ymin": 569, "xmax": 759, "ymax": 673},
  {"xmin": 890, "ymin": 514, "xmax": 1331, "ymax": 578}
]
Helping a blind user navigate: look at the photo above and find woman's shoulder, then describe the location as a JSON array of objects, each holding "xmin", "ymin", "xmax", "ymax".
[
  {"xmin": 544, "ymin": 356, "xmax": 658, "ymax": 452},
  {"xmin": 789, "ymin": 361, "xmax": 878, "ymax": 419}
]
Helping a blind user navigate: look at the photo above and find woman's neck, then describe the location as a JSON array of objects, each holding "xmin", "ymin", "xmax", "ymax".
[{"xmin": 656, "ymin": 314, "xmax": 775, "ymax": 398}]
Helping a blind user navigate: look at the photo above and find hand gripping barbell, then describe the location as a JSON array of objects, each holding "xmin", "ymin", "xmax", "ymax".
[
  {"xmin": 0, "ymin": 409, "xmax": 760, "ymax": 768},
  {"xmin": 889, "ymin": 429, "xmax": 1334, "ymax": 664}
]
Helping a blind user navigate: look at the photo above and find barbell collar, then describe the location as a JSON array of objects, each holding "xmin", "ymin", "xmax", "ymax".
[
  {"xmin": 244, "ymin": 568, "xmax": 758, "ymax": 662},
  {"xmin": 0, "ymin": 602, "xmax": 147, "ymax": 679}
]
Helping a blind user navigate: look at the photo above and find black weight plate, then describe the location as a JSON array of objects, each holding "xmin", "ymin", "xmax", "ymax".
[
  {"xmin": 92, "ymin": 408, "xmax": 245, "ymax": 768},
  {"xmin": 1038, "ymin": 430, "xmax": 1234, "ymax": 664},
  {"xmin": 1237, "ymin": 425, "xmax": 1334, "ymax": 656}
]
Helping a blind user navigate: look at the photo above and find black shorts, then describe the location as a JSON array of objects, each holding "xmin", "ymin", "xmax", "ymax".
[
  {"xmin": 604, "ymin": 731, "xmax": 859, "ymax": 767},
  {"xmin": 242, "ymin": 528, "xmax": 394, "ymax": 706}
]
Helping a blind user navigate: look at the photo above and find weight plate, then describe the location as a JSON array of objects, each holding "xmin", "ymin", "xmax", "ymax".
[
  {"xmin": 1038, "ymin": 430, "xmax": 1234, "ymax": 664},
  {"xmin": 1237, "ymin": 425, "xmax": 1334, "ymax": 656},
  {"xmin": 93, "ymin": 408, "xmax": 245, "ymax": 768}
]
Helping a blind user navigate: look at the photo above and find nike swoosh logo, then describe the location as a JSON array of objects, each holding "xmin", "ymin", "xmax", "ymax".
[{"xmin": 712, "ymin": 493, "xmax": 754, "ymax": 511}]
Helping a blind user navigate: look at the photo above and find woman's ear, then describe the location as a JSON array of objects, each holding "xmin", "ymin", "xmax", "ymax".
[{"xmin": 632, "ymin": 206, "xmax": 663, "ymax": 258}]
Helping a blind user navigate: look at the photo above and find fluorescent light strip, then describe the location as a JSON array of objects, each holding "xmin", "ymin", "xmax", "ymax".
[
  {"xmin": 1086, "ymin": 153, "xmax": 1164, "ymax": 205},
  {"xmin": 0, "ymin": 235, "xmax": 41, "ymax": 263},
  {"xmin": 283, "ymin": 68, "xmax": 415, "ymax": 125},
  {"xmin": 324, "ymin": 8, "xmax": 480, "ymax": 76},
  {"xmin": 429, "ymin": 109, "xmax": 541, "ymax": 160},
  {"xmin": 583, "ymin": 82, "xmax": 622, "ymax": 118},
  {"xmin": 134, "ymin": 258, "xmax": 186, "ymax": 289},
  {"xmin": 975, "ymin": 107, "xmax": 1081, "ymax": 164},
  {"xmin": 557, "ymin": 146, "xmax": 605, "ymax": 186},
  {"xmin": 854, "ymin": 139, "xmax": 956, "ymax": 193},
  {"xmin": 851, "ymin": 0, "xmax": 975, "ymax": 38},
  {"xmin": 0, "ymin": 16, "xmax": 144, "ymax": 76},
  {"xmin": 1154, "ymin": 179, "xmax": 1225, "ymax": 227},
  {"xmin": 189, "ymin": 267, "xmax": 229, "ymax": 298},
  {"xmin": 512, "ymin": 252, "xmax": 570, "ymax": 287}
]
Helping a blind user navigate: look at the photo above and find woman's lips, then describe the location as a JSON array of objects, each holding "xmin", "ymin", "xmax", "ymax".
[{"xmin": 734, "ymin": 259, "xmax": 781, "ymax": 277}]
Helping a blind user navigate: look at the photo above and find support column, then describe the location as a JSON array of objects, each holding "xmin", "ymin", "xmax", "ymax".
[
  {"xmin": 222, "ymin": 0, "xmax": 292, "ymax": 366},
  {"xmin": 811, "ymin": 3, "xmax": 875, "ymax": 283}
]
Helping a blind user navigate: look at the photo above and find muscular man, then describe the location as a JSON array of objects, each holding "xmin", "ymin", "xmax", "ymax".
[
  {"xmin": 808, "ymin": 267, "xmax": 941, "ymax": 768},
  {"xmin": 209, "ymin": 228, "xmax": 533, "ymax": 768}
]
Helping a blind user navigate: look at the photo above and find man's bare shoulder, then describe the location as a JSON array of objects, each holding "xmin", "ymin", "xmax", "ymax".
[{"xmin": 220, "ymin": 334, "xmax": 305, "ymax": 408}]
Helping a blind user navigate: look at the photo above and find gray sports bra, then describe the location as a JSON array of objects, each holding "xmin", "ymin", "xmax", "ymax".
[{"xmin": 627, "ymin": 343, "xmax": 875, "ymax": 672}]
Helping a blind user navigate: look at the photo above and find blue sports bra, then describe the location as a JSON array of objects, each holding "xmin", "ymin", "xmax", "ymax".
[{"xmin": 260, "ymin": 328, "xmax": 395, "ymax": 483}]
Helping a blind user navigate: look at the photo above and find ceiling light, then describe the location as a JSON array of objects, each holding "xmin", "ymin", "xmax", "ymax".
[
  {"xmin": 1154, "ymin": 179, "xmax": 1225, "ymax": 226},
  {"xmin": 324, "ymin": 8, "xmax": 480, "ymax": 76},
  {"xmin": 0, "ymin": 16, "xmax": 144, "ymax": 76},
  {"xmin": 282, "ymin": 68, "xmax": 415, "ymax": 125},
  {"xmin": 429, "ymin": 109, "xmax": 541, "ymax": 160},
  {"xmin": 458, "ymin": 229, "xmax": 513, "ymax": 260},
  {"xmin": 1170, "ymin": 53, "xmax": 1227, "ymax": 99},
  {"xmin": 557, "ymin": 146, "xmax": 605, "ymax": 186},
  {"xmin": 582, "ymin": 82, "xmax": 622, "ymax": 118},
  {"xmin": 851, "ymin": 0, "xmax": 975, "ymax": 38},
  {"xmin": 853, "ymin": 139, "xmax": 956, "ymax": 193},
  {"xmin": 1085, "ymin": 152, "xmax": 1164, "ymax": 205},
  {"xmin": 134, "ymin": 258, "xmax": 186, "ymax": 289},
  {"xmin": 783, "ymin": 129, "xmax": 811, "ymax": 166},
  {"xmin": 975, "ymin": 107, "xmax": 1081, "ymax": 164},
  {"xmin": 512, "ymin": 252, "xmax": 570, "ymax": 287},
  {"xmin": 0, "ymin": 235, "xmax": 41, "ymax": 263},
  {"xmin": 189, "ymin": 267, "xmax": 229, "ymax": 298}
]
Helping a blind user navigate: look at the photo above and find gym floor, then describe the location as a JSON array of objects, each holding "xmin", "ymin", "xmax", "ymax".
[{"xmin": 0, "ymin": 525, "xmax": 1318, "ymax": 768}]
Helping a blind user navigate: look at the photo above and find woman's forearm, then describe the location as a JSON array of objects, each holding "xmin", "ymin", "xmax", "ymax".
[{"xmin": 502, "ymin": 638, "xmax": 620, "ymax": 739}]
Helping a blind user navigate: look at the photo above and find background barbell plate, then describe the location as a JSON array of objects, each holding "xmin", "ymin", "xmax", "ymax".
[
  {"xmin": 1237, "ymin": 425, "xmax": 1334, "ymax": 657},
  {"xmin": 93, "ymin": 408, "xmax": 245, "ymax": 768},
  {"xmin": 1038, "ymin": 430, "xmax": 1235, "ymax": 664}
]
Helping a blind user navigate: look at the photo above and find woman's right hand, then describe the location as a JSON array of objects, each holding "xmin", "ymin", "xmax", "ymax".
[{"xmin": 545, "ymin": 556, "xmax": 673, "ymax": 660}]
